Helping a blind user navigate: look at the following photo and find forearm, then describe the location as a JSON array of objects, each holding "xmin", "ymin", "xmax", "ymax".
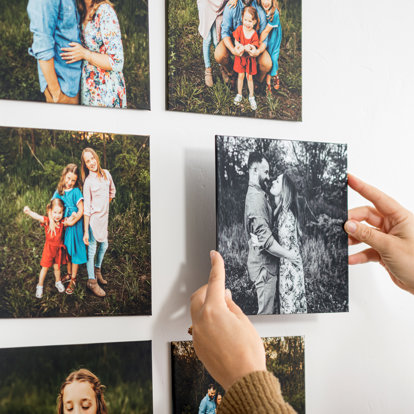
[
  {"xmin": 256, "ymin": 42, "xmax": 267, "ymax": 55},
  {"xmin": 265, "ymin": 238, "xmax": 293, "ymax": 260},
  {"xmin": 25, "ymin": 210, "xmax": 44, "ymax": 222},
  {"xmin": 83, "ymin": 215, "xmax": 90, "ymax": 233},
  {"xmin": 223, "ymin": 36, "xmax": 237, "ymax": 54},
  {"xmin": 84, "ymin": 49, "xmax": 113, "ymax": 71},
  {"xmin": 38, "ymin": 59, "xmax": 60, "ymax": 95}
]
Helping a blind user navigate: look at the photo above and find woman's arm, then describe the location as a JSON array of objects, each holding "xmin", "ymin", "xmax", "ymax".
[
  {"xmin": 64, "ymin": 200, "xmax": 84, "ymax": 227},
  {"xmin": 60, "ymin": 43, "xmax": 113, "ymax": 70},
  {"xmin": 23, "ymin": 206, "xmax": 45, "ymax": 223},
  {"xmin": 259, "ymin": 24, "xmax": 272, "ymax": 43}
]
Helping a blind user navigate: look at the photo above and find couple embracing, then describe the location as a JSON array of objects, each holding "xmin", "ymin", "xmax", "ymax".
[
  {"xmin": 24, "ymin": 148, "xmax": 115, "ymax": 299},
  {"xmin": 27, "ymin": 0, "xmax": 126, "ymax": 107},
  {"xmin": 244, "ymin": 152, "xmax": 307, "ymax": 315}
]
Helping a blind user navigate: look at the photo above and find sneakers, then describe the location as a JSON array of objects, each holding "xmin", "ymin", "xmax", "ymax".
[
  {"xmin": 205, "ymin": 67, "xmax": 213, "ymax": 87},
  {"xmin": 95, "ymin": 267, "xmax": 107, "ymax": 285},
  {"xmin": 55, "ymin": 281, "xmax": 65, "ymax": 293},
  {"xmin": 87, "ymin": 278, "xmax": 106, "ymax": 297},
  {"xmin": 35, "ymin": 285, "xmax": 43, "ymax": 299},
  {"xmin": 234, "ymin": 94, "xmax": 242, "ymax": 105},
  {"xmin": 249, "ymin": 96, "xmax": 257, "ymax": 110}
]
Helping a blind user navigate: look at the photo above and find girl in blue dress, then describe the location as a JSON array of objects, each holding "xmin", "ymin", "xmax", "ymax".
[
  {"xmin": 258, "ymin": 0, "xmax": 282, "ymax": 92},
  {"xmin": 52, "ymin": 164, "xmax": 87, "ymax": 294}
]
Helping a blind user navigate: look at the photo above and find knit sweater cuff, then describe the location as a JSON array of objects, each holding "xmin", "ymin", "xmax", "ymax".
[{"xmin": 218, "ymin": 370, "xmax": 296, "ymax": 414}]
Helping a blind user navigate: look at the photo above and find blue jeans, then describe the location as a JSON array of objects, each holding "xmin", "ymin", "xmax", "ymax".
[
  {"xmin": 86, "ymin": 227, "xmax": 108, "ymax": 280},
  {"xmin": 203, "ymin": 23, "xmax": 218, "ymax": 68}
]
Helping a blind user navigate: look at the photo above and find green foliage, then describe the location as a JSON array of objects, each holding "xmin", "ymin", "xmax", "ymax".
[
  {"xmin": 0, "ymin": 127, "xmax": 151, "ymax": 318},
  {"xmin": 167, "ymin": 0, "xmax": 302, "ymax": 120},
  {"xmin": 0, "ymin": 342, "xmax": 152, "ymax": 413},
  {"xmin": 0, "ymin": 0, "xmax": 149, "ymax": 109}
]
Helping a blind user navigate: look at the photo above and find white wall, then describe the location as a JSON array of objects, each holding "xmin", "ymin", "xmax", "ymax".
[{"xmin": 1, "ymin": 0, "xmax": 414, "ymax": 412}]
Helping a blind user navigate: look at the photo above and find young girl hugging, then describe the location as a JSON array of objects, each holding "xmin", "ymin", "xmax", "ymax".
[
  {"xmin": 81, "ymin": 148, "xmax": 116, "ymax": 298},
  {"xmin": 52, "ymin": 164, "xmax": 87, "ymax": 295},
  {"xmin": 232, "ymin": 6, "xmax": 260, "ymax": 110},
  {"xmin": 258, "ymin": 0, "xmax": 282, "ymax": 92},
  {"xmin": 23, "ymin": 199, "xmax": 68, "ymax": 298}
]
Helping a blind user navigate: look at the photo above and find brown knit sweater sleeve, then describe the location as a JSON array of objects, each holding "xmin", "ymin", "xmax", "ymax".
[{"xmin": 217, "ymin": 371, "xmax": 297, "ymax": 414}]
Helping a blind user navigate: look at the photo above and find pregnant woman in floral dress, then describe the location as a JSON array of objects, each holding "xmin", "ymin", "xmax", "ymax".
[
  {"xmin": 61, "ymin": 0, "xmax": 127, "ymax": 108},
  {"xmin": 270, "ymin": 174, "xmax": 307, "ymax": 314}
]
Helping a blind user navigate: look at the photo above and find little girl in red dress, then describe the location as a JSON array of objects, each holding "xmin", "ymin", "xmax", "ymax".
[
  {"xmin": 24, "ymin": 199, "xmax": 70, "ymax": 299},
  {"xmin": 233, "ymin": 6, "xmax": 260, "ymax": 110}
]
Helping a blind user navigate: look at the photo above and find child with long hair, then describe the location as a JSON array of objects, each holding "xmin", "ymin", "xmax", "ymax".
[
  {"xmin": 257, "ymin": 0, "xmax": 282, "ymax": 92},
  {"xmin": 52, "ymin": 164, "xmax": 87, "ymax": 295},
  {"xmin": 232, "ymin": 6, "xmax": 260, "ymax": 110},
  {"xmin": 270, "ymin": 173, "xmax": 307, "ymax": 313},
  {"xmin": 23, "ymin": 199, "xmax": 68, "ymax": 298},
  {"xmin": 57, "ymin": 368, "xmax": 107, "ymax": 414},
  {"xmin": 81, "ymin": 148, "xmax": 116, "ymax": 297}
]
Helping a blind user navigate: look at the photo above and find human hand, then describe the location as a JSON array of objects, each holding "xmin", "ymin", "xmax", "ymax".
[
  {"xmin": 345, "ymin": 174, "xmax": 414, "ymax": 295},
  {"xmin": 23, "ymin": 206, "xmax": 30, "ymax": 214},
  {"xmin": 61, "ymin": 42, "xmax": 87, "ymax": 64},
  {"xmin": 250, "ymin": 233, "xmax": 263, "ymax": 248},
  {"xmin": 83, "ymin": 232, "xmax": 89, "ymax": 246},
  {"xmin": 228, "ymin": 0, "xmax": 238, "ymax": 8},
  {"xmin": 247, "ymin": 45, "xmax": 259, "ymax": 57},
  {"xmin": 233, "ymin": 43, "xmax": 244, "ymax": 57},
  {"xmin": 190, "ymin": 251, "xmax": 266, "ymax": 390}
]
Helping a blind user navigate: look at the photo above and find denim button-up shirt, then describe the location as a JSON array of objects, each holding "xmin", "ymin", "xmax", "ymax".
[
  {"xmin": 198, "ymin": 394, "xmax": 216, "ymax": 414},
  {"xmin": 27, "ymin": 0, "xmax": 82, "ymax": 97},
  {"xmin": 221, "ymin": 0, "xmax": 268, "ymax": 45}
]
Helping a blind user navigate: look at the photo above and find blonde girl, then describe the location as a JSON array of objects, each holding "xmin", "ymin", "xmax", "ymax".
[
  {"xmin": 23, "ymin": 199, "xmax": 68, "ymax": 298},
  {"xmin": 81, "ymin": 148, "xmax": 116, "ymax": 297},
  {"xmin": 52, "ymin": 164, "xmax": 87, "ymax": 295}
]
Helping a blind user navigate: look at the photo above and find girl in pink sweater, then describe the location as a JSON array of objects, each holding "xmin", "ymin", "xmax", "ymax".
[{"xmin": 81, "ymin": 147, "xmax": 116, "ymax": 297}]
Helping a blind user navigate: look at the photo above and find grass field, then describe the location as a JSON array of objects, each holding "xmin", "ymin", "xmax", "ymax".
[{"xmin": 167, "ymin": 0, "xmax": 302, "ymax": 120}]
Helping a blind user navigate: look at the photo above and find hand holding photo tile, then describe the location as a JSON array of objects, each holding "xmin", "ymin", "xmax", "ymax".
[
  {"xmin": 216, "ymin": 135, "xmax": 348, "ymax": 315},
  {"xmin": 0, "ymin": 127, "xmax": 151, "ymax": 318},
  {"xmin": 171, "ymin": 337, "xmax": 305, "ymax": 414}
]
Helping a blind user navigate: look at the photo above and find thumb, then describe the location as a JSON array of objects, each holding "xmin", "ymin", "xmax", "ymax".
[{"xmin": 344, "ymin": 220, "xmax": 390, "ymax": 254}]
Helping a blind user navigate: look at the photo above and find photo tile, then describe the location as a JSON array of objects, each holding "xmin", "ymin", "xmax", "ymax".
[
  {"xmin": 0, "ymin": 127, "xmax": 151, "ymax": 317},
  {"xmin": 171, "ymin": 337, "xmax": 305, "ymax": 413},
  {"xmin": 216, "ymin": 135, "xmax": 348, "ymax": 315},
  {"xmin": 167, "ymin": 0, "xmax": 301, "ymax": 120},
  {"xmin": 0, "ymin": 0, "xmax": 149, "ymax": 109},
  {"xmin": 0, "ymin": 340, "xmax": 153, "ymax": 413}
]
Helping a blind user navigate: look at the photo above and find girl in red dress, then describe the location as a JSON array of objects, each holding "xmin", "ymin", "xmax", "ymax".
[
  {"xmin": 233, "ymin": 6, "xmax": 260, "ymax": 110},
  {"xmin": 23, "ymin": 199, "xmax": 70, "ymax": 299}
]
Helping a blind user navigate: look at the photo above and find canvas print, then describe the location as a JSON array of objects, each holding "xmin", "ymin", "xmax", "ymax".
[
  {"xmin": 0, "ymin": 0, "xmax": 149, "ymax": 109},
  {"xmin": 0, "ymin": 127, "xmax": 150, "ymax": 317},
  {"xmin": 0, "ymin": 340, "xmax": 153, "ymax": 413},
  {"xmin": 171, "ymin": 337, "xmax": 305, "ymax": 414},
  {"xmin": 167, "ymin": 0, "xmax": 301, "ymax": 120},
  {"xmin": 216, "ymin": 135, "xmax": 348, "ymax": 315}
]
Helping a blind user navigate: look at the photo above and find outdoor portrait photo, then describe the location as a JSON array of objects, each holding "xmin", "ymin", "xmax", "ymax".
[
  {"xmin": 167, "ymin": 0, "xmax": 301, "ymax": 120},
  {"xmin": 171, "ymin": 337, "xmax": 305, "ymax": 414},
  {"xmin": 0, "ymin": 340, "xmax": 153, "ymax": 413},
  {"xmin": 0, "ymin": 127, "xmax": 151, "ymax": 318},
  {"xmin": 0, "ymin": 0, "xmax": 149, "ymax": 109},
  {"xmin": 216, "ymin": 135, "xmax": 348, "ymax": 315}
]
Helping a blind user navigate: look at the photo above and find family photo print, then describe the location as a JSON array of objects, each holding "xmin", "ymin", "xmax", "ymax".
[
  {"xmin": 216, "ymin": 135, "xmax": 348, "ymax": 315},
  {"xmin": 171, "ymin": 337, "xmax": 305, "ymax": 414},
  {"xmin": 0, "ymin": 340, "xmax": 153, "ymax": 413},
  {"xmin": 0, "ymin": 0, "xmax": 149, "ymax": 109},
  {"xmin": 167, "ymin": 0, "xmax": 301, "ymax": 120},
  {"xmin": 0, "ymin": 127, "xmax": 151, "ymax": 318}
]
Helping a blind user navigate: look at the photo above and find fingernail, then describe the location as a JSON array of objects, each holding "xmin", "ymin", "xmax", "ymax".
[
  {"xmin": 210, "ymin": 250, "xmax": 216, "ymax": 262},
  {"xmin": 345, "ymin": 221, "xmax": 357, "ymax": 234}
]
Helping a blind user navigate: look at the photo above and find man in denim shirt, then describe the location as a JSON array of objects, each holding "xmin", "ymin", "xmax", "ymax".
[
  {"xmin": 198, "ymin": 384, "xmax": 217, "ymax": 414},
  {"xmin": 244, "ymin": 152, "xmax": 298, "ymax": 314},
  {"xmin": 214, "ymin": 0, "xmax": 272, "ymax": 84},
  {"xmin": 27, "ymin": 0, "xmax": 81, "ymax": 104}
]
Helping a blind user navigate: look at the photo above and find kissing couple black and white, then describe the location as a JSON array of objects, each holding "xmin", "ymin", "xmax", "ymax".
[{"xmin": 244, "ymin": 151, "xmax": 307, "ymax": 315}]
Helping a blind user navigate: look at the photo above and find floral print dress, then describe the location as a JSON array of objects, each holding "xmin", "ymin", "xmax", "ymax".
[
  {"xmin": 277, "ymin": 208, "xmax": 307, "ymax": 314},
  {"xmin": 81, "ymin": 3, "xmax": 127, "ymax": 108}
]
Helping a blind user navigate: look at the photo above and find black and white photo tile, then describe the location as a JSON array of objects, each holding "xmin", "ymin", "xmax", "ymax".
[{"xmin": 216, "ymin": 135, "xmax": 348, "ymax": 315}]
